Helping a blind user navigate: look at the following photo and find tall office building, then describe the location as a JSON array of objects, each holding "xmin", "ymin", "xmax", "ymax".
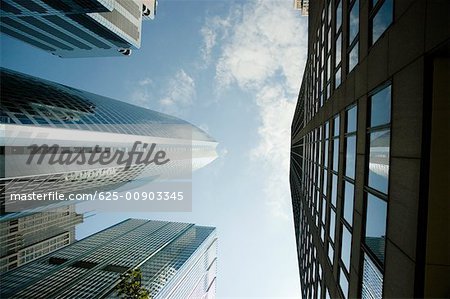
[
  {"xmin": 0, "ymin": 219, "xmax": 218, "ymax": 298},
  {"xmin": 0, "ymin": 68, "xmax": 218, "ymax": 214},
  {"xmin": 290, "ymin": 0, "xmax": 449, "ymax": 298},
  {"xmin": 294, "ymin": 0, "xmax": 309, "ymax": 16},
  {"xmin": 0, "ymin": 0, "xmax": 157, "ymax": 57},
  {"xmin": 0, "ymin": 205, "xmax": 83, "ymax": 273}
]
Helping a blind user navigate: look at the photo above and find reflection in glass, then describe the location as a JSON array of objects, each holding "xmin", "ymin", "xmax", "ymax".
[
  {"xmin": 334, "ymin": 115, "xmax": 340, "ymax": 136},
  {"xmin": 370, "ymin": 85, "xmax": 391, "ymax": 127},
  {"xmin": 335, "ymin": 67, "xmax": 342, "ymax": 88},
  {"xmin": 343, "ymin": 181, "xmax": 354, "ymax": 224},
  {"xmin": 362, "ymin": 252, "xmax": 384, "ymax": 299},
  {"xmin": 368, "ymin": 130, "xmax": 390, "ymax": 194},
  {"xmin": 328, "ymin": 245, "xmax": 334, "ymax": 265},
  {"xmin": 371, "ymin": 0, "xmax": 393, "ymax": 44},
  {"xmin": 330, "ymin": 209, "xmax": 336, "ymax": 242},
  {"xmin": 333, "ymin": 139, "xmax": 339, "ymax": 171},
  {"xmin": 349, "ymin": 0, "xmax": 359, "ymax": 43},
  {"xmin": 346, "ymin": 106, "xmax": 357, "ymax": 133},
  {"xmin": 339, "ymin": 267, "xmax": 349, "ymax": 298},
  {"xmin": 336, "ymin": 0, "xmax": 342, "ymax": 32},
  {"xmin": 365, "ymin": 193, "xmax": 387, "ymax": 264},
  {"xmin": 349, "ymin": 42, "xmax": 359, "ymax": 72},
  {"xmin": 345, "ymin": 136, "xmax": 356, "ymax": 179},
  {"xmin": 341, "ymin": 225, "xmax": 352, "ymax": 270},
  {"xmin": 331, "ymin": 174, "xmax": 338, "ymax": 206},
  {"xmin": 336, "ymin": 33, "xmax": 342, "ymax": 67},
  {"xmin": 324, "ymin": 140, "xmax": 329, "ymax": 167},
  {"xmin": 323, "ymin": 170, "xmax": 328, "ymax": 195}
]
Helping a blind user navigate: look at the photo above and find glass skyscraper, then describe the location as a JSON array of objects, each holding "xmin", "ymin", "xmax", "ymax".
[
  {"xmin": 0, "ymin": 0, "xmax": 157, "ymax": 57},
  {"xmin": 0, "ymin": 68, "xmax": 218, "ymax": 214},
  {"xmin": 290, "ymin": 0, "xmax": 449, "ymax": 298},
  {"xmin": 0, "ymin": 218, "xmax": 217, "ymax": 298},
  {"xmin": 0, "ymin": 205, "xmax": 83, "ymax": 273}
]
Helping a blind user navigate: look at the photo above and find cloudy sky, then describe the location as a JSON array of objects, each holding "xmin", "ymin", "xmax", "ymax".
[{"xmin": 0, "ymin": 1, "xmax": 308, "ymax": 297}]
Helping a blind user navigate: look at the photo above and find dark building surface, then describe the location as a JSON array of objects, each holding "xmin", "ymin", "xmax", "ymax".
[{"xmin": 290, "ymin": 0, "xmax": 449, "ymax": 298}]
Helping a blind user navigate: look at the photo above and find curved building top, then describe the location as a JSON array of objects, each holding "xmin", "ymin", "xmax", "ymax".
[{"xmin": 0, "ymin": 68, "xmax": 215, "ymax": 143}]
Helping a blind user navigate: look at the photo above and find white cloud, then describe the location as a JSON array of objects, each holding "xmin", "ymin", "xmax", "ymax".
[
  {"xmin": 131, "ymin": 70, "xmax": 196, "ymax": 116},
  {"xmin": 211, "ymin": 0, "xmax": 308, "ymax": 220},
  {"xmin": 200, "ymin": 12, "xmax": 235, "ymax": 66},
  {"xmin": 159, "ymin": 69, "xmax": 196, "ymax": 116}
]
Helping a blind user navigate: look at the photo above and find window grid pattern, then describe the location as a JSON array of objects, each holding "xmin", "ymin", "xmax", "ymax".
[{"xmin": 361, "ymin": 84, "xmax": 392, "ymax": 298}]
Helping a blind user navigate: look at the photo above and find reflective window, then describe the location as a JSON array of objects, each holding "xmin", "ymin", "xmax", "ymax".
[
  {"xmin": 328, "ymin": 244, "xmax": 334, "ymax": 265},
  {"xmin": 334, "ymin": 115, "xmax": 340, "ymax": 136},
  {"xmin": 341, "ymin": 225, "xmax": 352, "ymax": 270},
  {"xmin": 336, "ymin": 33, "xmax": 342, "ymax": 67},
  {"xmin": 339, "ymin": 267, "xmax": 349, "ymax": 298},
  {"xmin": 368, "ymin": 130, "xmax": 390, "ymax": 193},
  {"xmin": 345, "ymin": 135, "xmax": 356, "ymax": 178},
  {"xmin": 335, "ymin": 67, "xmax": 342, "ymax": 88},
  {"xmin": 348, "ymin": 42, "xmax": 359, "ymax": 72},
  {"xmin": 336, "ymin": 0, "xmax": 342, "ymax": 32},
  {"xmin": 330, "ymin": 209, "xmax": 336, "ymax": 242},
  {"xmin": 324, "ymin": 140, "xmax": 329, "ymax": 167},
  {"xmin": 365, "ymin": 193, "xmax": 387, "ymax": 264},
  {"xmin": 346, "ymin": 106, "xmax": 357, "ymax": 133},
  {"xmin": 333, "ymin": 139, "xmax": 339, "ymax": 171},
  {"xmin": 370, "ymin": 0, "xmax": 393, "ymax": 45},
  {"xmin": 343, "ymin": 181, "xmax": 354, "ymax": 224},
  {"xmin": 331, "ymin": 174, "xmax": 338, "ymax": 206},
  {"xmin": 370, "ymin": 85, "xmax": 391, "ymax": 127},
  {"xmin": 362, "ymin": 252, "xmax": 384, "ymax": 299},
  {"xmin": 349, "ymin": 0, "xmax": 359, "ymax": 43}
]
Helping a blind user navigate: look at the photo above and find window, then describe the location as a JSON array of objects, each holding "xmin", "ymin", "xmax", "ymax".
[
  {"xmin": 368, "ymin": 130, "xmax": 390, "ymax": 193},
  {"xmin": 345, "ymin": 135, "xmax": 356, "ymax": 178},
  {"xmin": 368, "ymin": 85, "xmax": 391, "ymax": 193},
  {"xmin": 335, "ymin": 1, "xmax": 343, "ymax": 89},
  {"xmin": 341, "ymin": 225, "xmax": 352, "ymax": 270},
  {"xmin": 370, "ymin": 0, "xmax": 394, "ymax": 45},
  {"xmin": 365, "ymin": 193, "xmax": 387, "ymax": 264},
  {"xmin": 361, "ymin": 83, "xmax": 391, "ymax": 298},
  {"xmin": 348, "ymin": 0, "xmax": 360, "ymax": 73},
  {"xmin": 339, "ymin": 267, "xmax": 349, "ymax": 298},
  {"xmin": 343, "ymin": 181, "xmax": 354, "ymax": 224}
]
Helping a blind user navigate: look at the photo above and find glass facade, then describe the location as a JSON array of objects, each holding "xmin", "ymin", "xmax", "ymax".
[
  {"xmin": 0, "ymin": 0, "xmax": 157, "ymax": 58},
  {"xmin": 0, "ymin": 219, "xmax": 217, "ymax": 299},
  {"xmin": 1, "ymin": 68, "xmax": 218, "ymax": 214}
]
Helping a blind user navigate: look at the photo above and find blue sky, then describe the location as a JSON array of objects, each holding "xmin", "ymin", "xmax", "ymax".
[{"xmin": 0, "ymin": 1, "xmax": 308, "ymax": 297}]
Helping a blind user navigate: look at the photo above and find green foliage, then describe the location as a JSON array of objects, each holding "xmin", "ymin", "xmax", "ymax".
[{"xmin": 116, "ymin": 268, "xmax": 151, "ymax": 299}]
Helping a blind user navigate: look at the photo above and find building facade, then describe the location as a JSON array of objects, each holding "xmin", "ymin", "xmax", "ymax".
[
  {"xmin": 290, "ymin": 0, "xmax": 449, "ymax": 298},
  {"xmin": 0, "ymin": 68, "xmax": 218, "ymax": 214},
  {"xmin": 0, "ymin": 219, "xmax": 217, "ymax": 299},
  {"xmin": 0, "ymin": 0, "xmax": 157, "ymax": 57},
  {"xmin": 0, "ymin": 205, "xmax": 83, "ymax": 273}
]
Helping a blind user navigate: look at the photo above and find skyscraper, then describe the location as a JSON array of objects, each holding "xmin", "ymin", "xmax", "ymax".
[
  {"xmin": 0, "ymin": 68, "xmax": 218, "ymax": 214},
  {"xmin": 0, "ymin": 205, "xmax": 83, "ymax": 273},
  {"xmin": 0, "ymin": 0, "xmax": 157, "ymax": 57},
  {"xmin": 0, "ymin": 219, "xmax": 218, "ymax": 298},
  {"xmin": 290, "ymin": 0, "xmax": 449, "ymax": 298}
]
